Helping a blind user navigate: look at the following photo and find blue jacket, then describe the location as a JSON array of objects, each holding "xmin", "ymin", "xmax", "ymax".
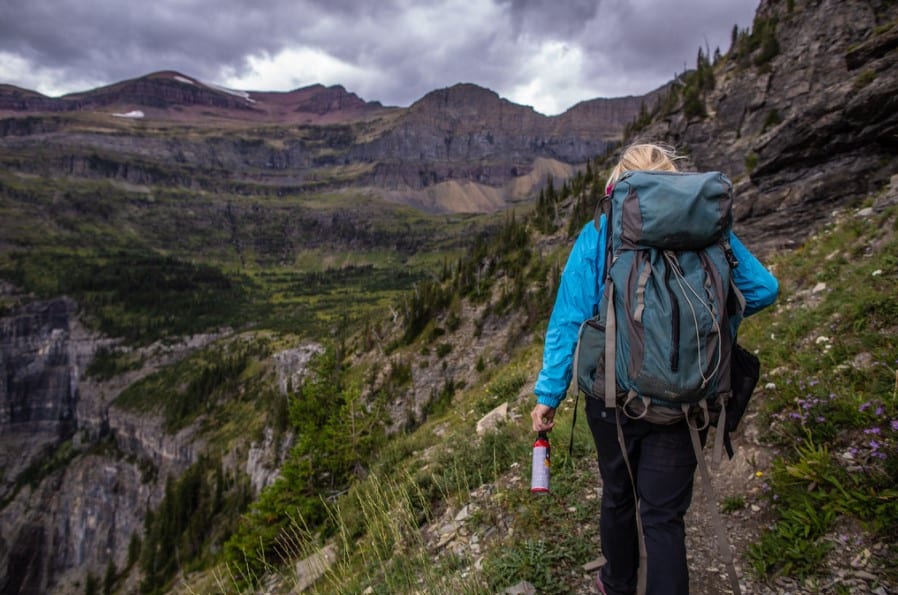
[{"xmin": 534, "ymin": 216, "xmax": 779, "ymax": 409}]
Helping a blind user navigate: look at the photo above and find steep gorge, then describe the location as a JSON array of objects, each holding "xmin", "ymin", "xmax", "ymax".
[{"xmin": 0, "ymin": 67, "xmax": 657, "ymax": 594}]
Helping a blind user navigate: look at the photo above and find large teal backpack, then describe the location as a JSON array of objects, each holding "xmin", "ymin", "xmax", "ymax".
[{"xmin": 575, "ymin": 169, "xmax": 745, "ymax": 426}]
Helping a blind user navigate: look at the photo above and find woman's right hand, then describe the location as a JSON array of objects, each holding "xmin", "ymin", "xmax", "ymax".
[{"xmin": 530, "ymin": 403, "xmax": 556, "ymax": 433}]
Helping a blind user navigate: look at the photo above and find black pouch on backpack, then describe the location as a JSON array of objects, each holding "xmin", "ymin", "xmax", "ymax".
[
  {"xmin": 726, "ymin": 343, "xmax": 760, "ymax": 433},
  {"xmin": 574, "ymin": 318, "xmax": 606, "ymax": 400}
]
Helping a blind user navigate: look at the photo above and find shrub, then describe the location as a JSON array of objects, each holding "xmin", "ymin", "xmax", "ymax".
[
  {"xmin": 745, "ymin": 151, "xmax": 759, "ymax": 173},
  {"xmin": 853, "ymin": 69, "xmax": 877, "ymax": 90},
  {"xmin": 762, "ymin": 109, "xmax": 782, "ymax": 132}
]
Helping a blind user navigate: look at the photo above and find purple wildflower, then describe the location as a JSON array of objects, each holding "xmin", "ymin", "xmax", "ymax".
[
  {"xmin": 859, "ymin": 401, "xmax": 872, "ymax": 412},
  {"xmin": 890, "ymin": 420, "xmax": 898, "ymax": 432},
  {"xmin": 875, "ymin": 406, "xmax": 884, "ymax": 416},
  {"xmin": 864, "ymin": 427, "xmax": 882, "ymax": 435}
]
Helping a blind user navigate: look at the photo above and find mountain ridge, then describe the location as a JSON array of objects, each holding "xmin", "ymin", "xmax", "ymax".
[
  {"xmin": 0, "ymin": 71, "xmax": 657, "ymax": 214},
  {"xmin": 0, "ymin": 70, "xmax": 659, "ymax": 125}
]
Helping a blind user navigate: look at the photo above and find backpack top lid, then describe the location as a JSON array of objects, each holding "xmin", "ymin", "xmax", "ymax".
[{"xmin": 608, "ymin": 170, "xmax": 733, "ymax": 252}]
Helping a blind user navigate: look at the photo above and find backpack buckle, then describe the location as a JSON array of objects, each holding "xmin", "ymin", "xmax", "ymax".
[{"xmin": 722, "ymin": 239, "xmax": 739, "ymax": 268}]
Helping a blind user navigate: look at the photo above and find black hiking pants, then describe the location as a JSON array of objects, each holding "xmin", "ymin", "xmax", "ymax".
[{"xmin": 585, "ymin": 396, "xmax": 705, "ymax": 595}]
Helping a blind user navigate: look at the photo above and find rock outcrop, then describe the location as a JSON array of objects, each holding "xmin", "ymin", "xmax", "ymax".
[
  {"xmin": 633, "ymin": 0, "xmax": 898, "ymax": 254},
  {"xmin": 350, "ymin": 83, "xmax": 657, "ymax": 194}
]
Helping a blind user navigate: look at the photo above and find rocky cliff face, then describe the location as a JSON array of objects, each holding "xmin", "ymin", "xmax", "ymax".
[
  {"xmin": 0, "ymin": 298, "xmax": 104, "ymax": 594},
  {"xmin": 634, "ymin": 0, "xmax": 898, "ymax": 253},
  {"xmin": 0, "ymin": 300, "xmax": 198, "ymax": 592},
  {"xmin": 350, "ymin": 83, "xmax": 653, "ymax": 193},
  {"xmin": 0, "ymin": 292, "xmax": 317, "ymax": 593},
  {"xmin": 1, "ymin": 455, "xmax": 152, "ymax": 595},
  {"xmin": 0, "ymin": 298, "xmax": 81, "ymax": 427}
]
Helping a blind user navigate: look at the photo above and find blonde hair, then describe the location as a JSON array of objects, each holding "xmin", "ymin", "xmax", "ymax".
[{"xmin": 605, "ymin": 143, "xmax": 681, "ymax": 191}]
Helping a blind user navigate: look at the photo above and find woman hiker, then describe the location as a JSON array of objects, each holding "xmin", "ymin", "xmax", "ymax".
[{"xmin": 530, "ymin": 143, "xmax": 779, "ymax": 595}]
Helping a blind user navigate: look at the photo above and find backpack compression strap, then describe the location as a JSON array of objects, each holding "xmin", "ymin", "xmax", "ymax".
[
  {"xmin": 604, "ymin": 281, "xmax": 617, "ymax": 410},
  {"xmin": 615, "ymin": 407, "xmax": 648, "ymax": 595}
]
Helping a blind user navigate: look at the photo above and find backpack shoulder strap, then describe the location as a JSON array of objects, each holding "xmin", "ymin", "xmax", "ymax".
[{"xmin": 598, "ymin": 191, "xmax": 618, "ymax": 410}]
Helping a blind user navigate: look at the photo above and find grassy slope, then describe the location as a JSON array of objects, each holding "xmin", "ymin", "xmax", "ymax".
[
  {"xmin": 181, "ymin": 184, "xmax": 897, "ymax": 595},
  {"xmin": 737, "ymin": 203, "xmax": 898, "ymax": 581}
]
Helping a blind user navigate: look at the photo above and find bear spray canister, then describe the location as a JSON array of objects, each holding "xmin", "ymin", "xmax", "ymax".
[{"xmin": 530, "ymin": 431, "xmax": 550, "ymax": 493}]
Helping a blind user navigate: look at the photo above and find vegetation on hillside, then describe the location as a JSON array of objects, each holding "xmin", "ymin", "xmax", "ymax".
[
  {"xmin": 214, "ymin": 161, "xmax": 605, "ymax": 589},
  {"xmin": 0, "ymin": 166, "xmax": 499, "ymax": 346},
  {"xmin": 739, "ymin": 205, "xmax": 898, "ymax": 581},
  {"xmin": 0, "ymin": 128, "xmax": 511, "ymax": 594},
  {"xmin": 228, "ymin": 190, "xmax": 896, "ymax": 595},
  {"xmin": 4, "ymin": 125, "xmax": 896, "ymax": 594},
  {"xmin": 16, "ymin": 174, "xmax": 895, "ymax": 594}
]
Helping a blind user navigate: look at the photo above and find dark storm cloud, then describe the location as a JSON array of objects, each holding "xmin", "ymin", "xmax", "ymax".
[
  {"xmin": 498, "ymin": 0, "xmax": 600, "ymax": 38},
  {"xmin": 595, "ymin": 1, "xmax": 744, "ymax": 68},
  {"xmin": 0, "ymin": 0, "xmax": 758, "ymax": 113},
  {"xmin": 0, "ymin": 0, "xmax": 309, "ymax": 84}
]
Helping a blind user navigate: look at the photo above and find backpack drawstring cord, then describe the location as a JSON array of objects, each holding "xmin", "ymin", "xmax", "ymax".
[{"xmin": 662, "ymin": 251, "xmax": 723, "ymax": 387}]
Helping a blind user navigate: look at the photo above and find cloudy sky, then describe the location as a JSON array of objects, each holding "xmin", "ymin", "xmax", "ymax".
[{"xmin": 0, "ymin": 0, "xmax": 758, "ymax": 116}]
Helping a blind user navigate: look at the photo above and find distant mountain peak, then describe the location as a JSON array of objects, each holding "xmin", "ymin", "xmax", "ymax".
[
  {"xmin": 0, "ymin": 71, "xmax": 389, "ymax": 123},
  {"xmin": 411, "ymin": 83, "xmax": 512, "ymax": 111}
]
